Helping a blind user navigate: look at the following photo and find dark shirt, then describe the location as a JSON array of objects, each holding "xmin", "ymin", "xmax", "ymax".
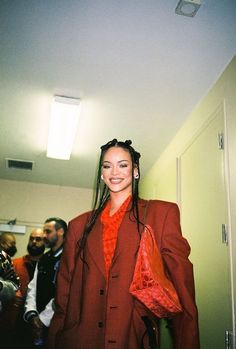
[{"xmin": 36, "ymin": 247, "xmax": 62, "ymax": 313}]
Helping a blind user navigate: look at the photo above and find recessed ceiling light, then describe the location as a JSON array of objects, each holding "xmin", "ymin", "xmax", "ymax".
[{"xmin": 175, "ymin": 0, "xmax": 201, "ymax": 17}]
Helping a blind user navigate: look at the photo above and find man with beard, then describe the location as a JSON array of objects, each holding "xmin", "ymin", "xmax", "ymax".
[
  {"xmin": 24, "ymin": 218, "xmax": 67, "ymax": 348},
  {"xmin": 13, "ymin": 228, "xmax": 45, "ymax": 298}
]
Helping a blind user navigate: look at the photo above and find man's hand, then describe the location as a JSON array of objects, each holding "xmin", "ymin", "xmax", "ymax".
[
  {"xmin": 30, "ymin": 315, "xmax": 44, "ymax": 329},
  {"xmin": 30, "ymin": 315, "xmax": 45, "ymax": 345}
]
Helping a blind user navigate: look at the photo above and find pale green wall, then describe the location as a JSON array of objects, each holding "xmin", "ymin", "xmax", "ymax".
[
  {"xmin": 140, "ymin": 55, "xmax": 236, "ymax": 342},
  {"xmin": 0, "ymin": 179, "xmax": 93, "ymax": 258}
]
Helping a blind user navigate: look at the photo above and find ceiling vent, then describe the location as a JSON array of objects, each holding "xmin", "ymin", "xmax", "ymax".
[{"xmin": 6, "ymin": 158, "xmax": 34, "ymax": 171}]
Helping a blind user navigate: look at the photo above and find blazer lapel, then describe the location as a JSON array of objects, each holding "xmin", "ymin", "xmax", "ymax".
[
  {"xmin": 86, "ymin": 199, "xmax": 148, "ymax": 277},
  {"xmin": 87, "ymin": 217, "xmax": 106, "ymax": 278}
]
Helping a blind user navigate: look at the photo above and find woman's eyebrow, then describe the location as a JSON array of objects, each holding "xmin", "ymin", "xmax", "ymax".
[{"xmin": 103, "ymin": 160, "xmax": 129, "ymax": 164}]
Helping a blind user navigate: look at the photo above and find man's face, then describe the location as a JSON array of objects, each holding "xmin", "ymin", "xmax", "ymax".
[
  {"xmin": 2, "ymin": 234, "xmax": 17, "ymax": 257},
  {"xmin": 43, "ymin": 221, "xmax": 59, "ymax": 248},
  {"xmin": 27, "ymin": 229, "xmax": 45, "ymax": 256}
]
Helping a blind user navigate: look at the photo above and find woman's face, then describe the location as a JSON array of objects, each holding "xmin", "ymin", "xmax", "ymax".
[{"xmin": 102, "ymin": 146, "xmax": 138, "ymax": 195}]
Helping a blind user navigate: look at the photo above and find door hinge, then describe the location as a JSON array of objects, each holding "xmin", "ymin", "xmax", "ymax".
[
  {"xmin": 218, "ymin": 132, "xmax": 224, "ymax": 149},
  {"xmin": 222, "ymin": 224, "xmax": 228, "ymax": 245},
  {"xmin": 225, "ymin": 330, "xmax": 235, "ymax": 349}
]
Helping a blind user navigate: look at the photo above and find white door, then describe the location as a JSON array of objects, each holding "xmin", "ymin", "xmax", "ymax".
[{"xmin": 179, "ymin": 105, "xmax": 232, "ymax": 348}]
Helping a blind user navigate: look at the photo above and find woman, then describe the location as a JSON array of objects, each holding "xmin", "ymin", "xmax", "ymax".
[{"xmin": 47, "ymin": 139, "xmax": 200, "ymax": 349}]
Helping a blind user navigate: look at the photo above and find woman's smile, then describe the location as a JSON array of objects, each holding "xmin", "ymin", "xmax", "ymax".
[{"xmin": 109, "ymin": 177, "xmax": 123, "ymax": 184}]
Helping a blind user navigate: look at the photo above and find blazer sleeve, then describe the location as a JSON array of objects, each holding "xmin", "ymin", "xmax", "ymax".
[
  {"xmin": 47, "ymin": 212, "xmax": 89, "ymax": 349},
  {"xmin": 158, "ymin": 203, "xmax": 200, "ymax": 349}
]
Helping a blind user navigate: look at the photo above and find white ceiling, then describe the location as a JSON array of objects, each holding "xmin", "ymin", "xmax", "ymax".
[{"xmin": 1, "ymin": 0, "xmax": 236, "ymax": 189}]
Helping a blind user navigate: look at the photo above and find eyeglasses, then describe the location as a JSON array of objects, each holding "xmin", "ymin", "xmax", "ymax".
[{"xmin": 29, "ymin": 237, "xmax": 44, "ymax": 242}]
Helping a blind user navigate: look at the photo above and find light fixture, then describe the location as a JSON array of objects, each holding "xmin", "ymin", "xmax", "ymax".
[
  {"xmin": 0, "ymin": 224, "xmax": 26, "ymax": 234},
  {"xmin": 47, "ymin": 96, "xmax": 81, "ymax": 160},
  {"xmin": 175, "ymin": 0, "xmax": 201, "ymax": 17}
]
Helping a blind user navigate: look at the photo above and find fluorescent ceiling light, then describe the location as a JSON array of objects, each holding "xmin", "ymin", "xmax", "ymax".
[{"xmin": 47, "ymin": 96, "xmax": 81, "ymax": 160}]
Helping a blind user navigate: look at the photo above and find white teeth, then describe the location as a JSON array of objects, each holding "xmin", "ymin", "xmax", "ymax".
[{"xmin": 110, "ymin": 178, "xmax": 122, "ymax": 184}]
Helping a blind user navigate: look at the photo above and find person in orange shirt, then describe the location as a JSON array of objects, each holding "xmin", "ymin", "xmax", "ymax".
[{"xmin": 13, "ymin": 228, "xmax": 45, "ymax": 297}]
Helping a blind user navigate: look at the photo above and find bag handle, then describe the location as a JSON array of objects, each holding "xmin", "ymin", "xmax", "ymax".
[
  {"xmin": 141, "ymin": 316, "xmax": 159, "ymax": 349},
  {"xmin": 140, "ymin": 201, "xmax": 159, "ymax": 349}
]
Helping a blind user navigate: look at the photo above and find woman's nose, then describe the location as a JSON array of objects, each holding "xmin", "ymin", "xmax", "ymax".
[{"xmin": 111, "ymin": 166, "xmax": 118, "ymax": 175}]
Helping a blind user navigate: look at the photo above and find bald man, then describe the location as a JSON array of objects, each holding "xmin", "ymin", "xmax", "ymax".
[
  {"xmin": 0, "ymin": 232, "xmax": 19, "ymax": 311},
  {"xmin": 0, "ymin": 232, "xmax": 20, "ymax": 345},
  {"xmin": 0, "ymin": 240, "xmax": 19, "ymax": 312},
  {"xmin": 13, "ymin": 228, "xmax": 45, "ymax": 298},
  {"xmin": 0, "ymin": 232, "xmax": 17, "ymax": 258}
]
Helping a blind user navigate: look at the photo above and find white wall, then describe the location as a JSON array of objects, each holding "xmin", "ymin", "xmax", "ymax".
[{"xmin": 0, "ymin": 179, "xmax": 93, "ymax": 257}]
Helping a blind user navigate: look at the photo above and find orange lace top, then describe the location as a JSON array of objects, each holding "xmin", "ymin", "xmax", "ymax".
[{"xmin": 100, "ymin": 196, "xmax": 131, "ymax": 280}]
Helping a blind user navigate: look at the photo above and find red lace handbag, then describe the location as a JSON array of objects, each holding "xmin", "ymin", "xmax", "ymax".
[{"xmin": 129, "ymin": 224, "xmax": 183, "ymax": 318}]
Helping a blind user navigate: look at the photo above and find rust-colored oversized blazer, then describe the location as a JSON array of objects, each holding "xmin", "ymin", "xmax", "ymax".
[{"xmin": 47, "ymin": 199, "xmax": 200, "ymax": 349}]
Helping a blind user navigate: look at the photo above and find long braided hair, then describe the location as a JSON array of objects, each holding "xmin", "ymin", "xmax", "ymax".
[{"xmin": 77, "ymin": 139, "xmax": 142, "ymax": 257}]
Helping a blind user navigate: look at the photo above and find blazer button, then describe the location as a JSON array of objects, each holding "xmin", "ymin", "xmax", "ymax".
[
  {"xmin": 100, "ymin": 289, "xmax": 104, "ymax": 295},
  {"xmin": 98, "ymin": 321, "xmax": 103, "ymax": 328}
]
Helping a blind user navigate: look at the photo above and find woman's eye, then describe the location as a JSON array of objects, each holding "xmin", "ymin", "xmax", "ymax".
[
  {"xmin": 103, "ymin": 164, "xmax": 110, "ymax": 169},
  {"xmin": 120, "ymin": 163, "xmax": 128, "ymax": 168}
]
